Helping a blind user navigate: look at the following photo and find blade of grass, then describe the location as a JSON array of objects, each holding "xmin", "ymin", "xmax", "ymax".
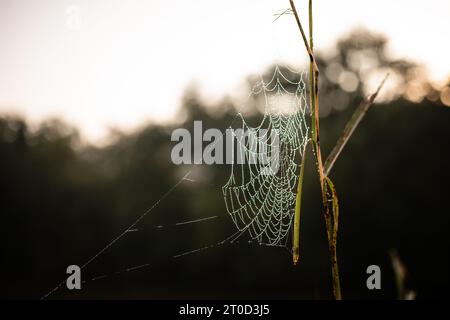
[
  {"xmin": 293, "ymin": 144, "xmax": 307, "ymax": 265},
  {"xmin": 323, "ymin": 74, "xmax": 389, "ymax": 176}
]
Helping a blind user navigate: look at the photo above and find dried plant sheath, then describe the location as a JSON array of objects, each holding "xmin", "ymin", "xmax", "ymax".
[{"xmin": 324, "ymin": 176, "xmax": 341, "ymax": 300}]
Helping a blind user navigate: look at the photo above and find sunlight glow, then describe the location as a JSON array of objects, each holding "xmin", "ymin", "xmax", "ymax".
[{"xmin": 0, "ymin": 0, "xmax": 449, "ymax": 142}]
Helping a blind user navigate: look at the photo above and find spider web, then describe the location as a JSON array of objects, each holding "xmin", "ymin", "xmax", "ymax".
[
  {"xmin": 222, "ymin": 65, "xmax": 309, "ymax": 247},
  {"xmin": 41, "ymin": 66, "xmax": 309, "ymax": 299}
]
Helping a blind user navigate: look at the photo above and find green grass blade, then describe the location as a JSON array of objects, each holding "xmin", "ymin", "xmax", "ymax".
[{"xmin": 293, "ymin": 144, "xmax": 307, "ymax": 265}]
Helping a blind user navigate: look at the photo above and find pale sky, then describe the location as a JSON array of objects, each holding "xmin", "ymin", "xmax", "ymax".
[{"xmin": 0, "ymin": 0, "xmax": 449, "ymax": 143}]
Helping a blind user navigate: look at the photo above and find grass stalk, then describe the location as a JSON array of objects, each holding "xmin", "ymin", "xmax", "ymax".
[
  {"xmin": 290, "ymin": 0, "xmax": 341, "ymax": 300},
  {"xmin": 289, "ymin": 0, "xmax": 388, "ymax": 300}
]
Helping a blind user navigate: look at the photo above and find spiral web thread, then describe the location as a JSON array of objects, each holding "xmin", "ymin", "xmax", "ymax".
[{"xmin": 222, "ymin": 65, "xmax": 309, "ymax": 248}]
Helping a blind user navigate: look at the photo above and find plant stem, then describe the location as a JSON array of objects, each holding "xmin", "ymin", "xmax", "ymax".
[
  {"xmin": 289, "ymin": 0, "xmax": 389, "ymax": 300},
  {"xmin": 324, "ymin": 176, "xmax": 342, "ymax": 300},
  {"xmin": 289, "ymin": 0, "xmax": 319, "ymax": 73},
  {"xmin": 290, "ymin": 0, "xmax": 342, "ymax": 300}
]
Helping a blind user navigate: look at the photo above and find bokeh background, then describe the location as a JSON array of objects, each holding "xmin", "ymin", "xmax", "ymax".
[{"xmin": 1, "ymin": 0, "xmax": 449, "ymax": 299}]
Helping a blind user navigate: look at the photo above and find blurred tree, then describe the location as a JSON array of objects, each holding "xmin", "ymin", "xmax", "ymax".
[{"xmin": 0, "ymin": 29, "xmax": 449, "ymax": 300}]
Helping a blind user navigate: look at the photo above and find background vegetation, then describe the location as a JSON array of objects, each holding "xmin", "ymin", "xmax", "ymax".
[{"xmin": 1, "ymin": 30, "xmax": 449, "ymax": 299}]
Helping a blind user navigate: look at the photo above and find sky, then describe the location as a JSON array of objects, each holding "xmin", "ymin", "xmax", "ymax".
[{"xmin": 0, "ymin": 0, "xmax": 449, "ymax": 143}]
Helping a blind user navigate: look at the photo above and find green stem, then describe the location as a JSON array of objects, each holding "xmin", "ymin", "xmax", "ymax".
[
  {"xmin": 293, "ymin": 144, "xmax": 307, "ymax": 265},
  {"xmin": 289, "ymin": 0, "xmax": 342, "ymax": 300}
]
